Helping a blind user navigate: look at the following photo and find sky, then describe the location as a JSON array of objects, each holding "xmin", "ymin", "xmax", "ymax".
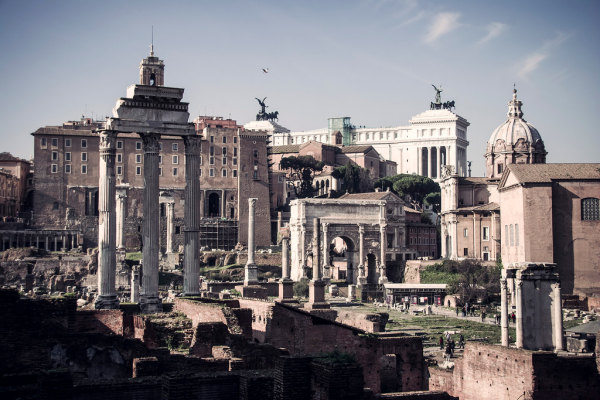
[{"xmin": 1, "ymin": 0, "xmax": 599, "ymax": 176}]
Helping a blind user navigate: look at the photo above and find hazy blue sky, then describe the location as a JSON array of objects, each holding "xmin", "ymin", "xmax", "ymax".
[{"xmin": 1, "ymin": 0, "xmax": 598, "ymax": 175}]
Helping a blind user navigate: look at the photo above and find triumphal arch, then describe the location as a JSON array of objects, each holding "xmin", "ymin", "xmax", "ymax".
[
  {"xmin": 288, "ymin": 192, "xmax": 414, "ymax": 284},
  {"xmin": 95, "ymin": 48, "xmax": 199, "ymax": 312}
]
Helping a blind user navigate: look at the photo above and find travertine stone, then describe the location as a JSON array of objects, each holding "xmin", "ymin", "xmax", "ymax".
[
  {"xmin": 95, "ymin": 131, "xmax": 119, "ymax": 310},
  {"xmin": 183, "ymin": 136, "xmax": 201, "ymax": 295},
  {"xmin": 165, "ymin": 201, "xmax": 174, "ymax": 253},
  {"xmin": 139, "ymin": 132, "xmax": 162, "ymax": 313},
  {"xmin": 500, "ymin": 278, "xmax": 509, "ymax": 346},
  {"xmin": 116, "ymin": 189, "xmax": 127, "ymax": 250}
]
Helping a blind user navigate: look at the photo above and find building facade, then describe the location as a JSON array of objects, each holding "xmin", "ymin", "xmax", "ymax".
[
  {"xmin": 270, "ymin": 103, "xmax": 470, "ymax": 180},
  {"xmin": 0, "ymin": 152, "xmax": 32, "ymax": 218}
]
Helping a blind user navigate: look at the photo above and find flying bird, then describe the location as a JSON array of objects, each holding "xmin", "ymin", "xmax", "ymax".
[{"xmin": 262, "ymin": 68, "xmax": 269, "ymax": 73}]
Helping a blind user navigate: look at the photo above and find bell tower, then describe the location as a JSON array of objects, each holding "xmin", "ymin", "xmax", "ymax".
[{"xmin": 139, "ymin": 42, "xmax": 164, "ymax": 86}]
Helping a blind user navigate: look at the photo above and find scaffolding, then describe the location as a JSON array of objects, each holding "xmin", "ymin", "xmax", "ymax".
[{"xmin": 199, "ymin": 219, "xmax": 238, "ymax": 250}]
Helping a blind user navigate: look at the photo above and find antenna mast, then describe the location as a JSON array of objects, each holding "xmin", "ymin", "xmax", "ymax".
[{"xmin": 150, "ymin": 26, "xmax": 154, "ymax": 56}]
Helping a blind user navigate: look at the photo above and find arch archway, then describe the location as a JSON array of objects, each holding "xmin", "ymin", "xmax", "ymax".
[{"xmin": 329, "ymin": 235, "xmax": 356, "ymax": 282}]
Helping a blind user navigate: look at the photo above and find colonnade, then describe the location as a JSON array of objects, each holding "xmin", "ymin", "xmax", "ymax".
[
  {"xmin": 0, "ymin": 230, "xmax": 79, "ymax": 251},
  {"xmin": 95, "ymin": 131, "xmax": 202, "ymax": 311},
  {"xmin": 417, "ymin": 145, "xmax": 448, "ymax": 179}
]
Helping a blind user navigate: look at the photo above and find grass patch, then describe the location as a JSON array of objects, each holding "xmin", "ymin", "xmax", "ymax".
[{"xmin": 126, "ymin": 252, "xmax": 142, "ymax": 261}]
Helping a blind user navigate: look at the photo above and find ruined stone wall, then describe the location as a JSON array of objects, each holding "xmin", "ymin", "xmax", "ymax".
[{"xmin": 237, "ymin": 299, "xmax": 275, "ymax": 343}]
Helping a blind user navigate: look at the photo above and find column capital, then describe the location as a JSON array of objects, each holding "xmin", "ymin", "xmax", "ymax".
[
  {"xmin": 358, "ymin": 224, "xmax": 365, "ymax": 234},
  {"xmin": 500, "ymin": 278, "xmax": 508, "ymax": 289},
  {"xmin": 140, "ymin": 132, "xmax": 161, "ymax": 153},
  {"xmin": 183, "ymin": 135, "xmax": 202, "ymax": 154},
  {"xmin": 99, "ymin": 131, "xmax": 118, "ymax": 149},
  {"xmin": 248, "ymin": 197, "xmax": 257, "ymax": 207},
  {"xmin": 322, "ymin": 222, "xmax": 329, "ymax": 232}
]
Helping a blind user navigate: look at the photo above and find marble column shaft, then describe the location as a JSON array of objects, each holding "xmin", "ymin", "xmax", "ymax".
[
  {"xmin": 140, "ymin": 133, "xmax": 161, "ymax": 311},
  {"xmin": 281, "ymin": 237, "xmax": 290, "ymax": 279},
  {"xmin": 358, "ymin": 224, "xmax": 365, "ymax": 277},
  {"xmin": 322, "ymin": 223, "xmax": 329, "ymax": 270},
  {"xmin": 166, "ymin": 202, "xmax": 175, "ymax": 253},
  {"xmin": 244, "ymin": 198, "xmax": 258, "ymax": 285},
  {"xmin": 553, "ymin": 283, "xmax": 563, "ymax": 351},
  {"xmin": 501, "ymin": 279, "xmax": 509, "ymax": 346},
  {"xmin": 515, "ymin": 280, "xmax": 523, "ymax": 348},
  {"xmin": 379, "ymin": 224, "xmax": 386, "ymax": 276},
  {"xmin": 312, "ymin": 218, "xmax": 321, "ymax": 280},
  {"xmin": 116, "ymin": 192, "xmax": 126, "ymax": 250},
  {"xmin": 95, "ymin": 131, "xmax": 119, "ymax": 309},
  {"xmin": 183, "ymin": 136, "xmax": 201, "ymax": 295}
]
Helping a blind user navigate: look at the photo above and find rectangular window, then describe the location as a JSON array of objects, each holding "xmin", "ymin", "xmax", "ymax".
[
  {"xmin": 65, "ymin": 164, "xmax": 71, "ymax": 174},
  {"xmin": 233, "ymin": 136, "xmax": 237, "ymax": 144},
  {"xmin": 51, "ymin": 138, "xmax": 58, "ymax": 147},
  {"xmin": 81, "ymin": 139, "xmax": 87, "ymax": 148},
  {"xmin": 209, "ymin": 168, "xmax": 215, "ymax": 177},
  {"xmin": 253, "ymin": 150, "xmax": 258, "ymax": 158},
  {"xmin": 509, "ymin": 224, "xmax": 514, "ymax": 246},
  {"xmin": 515, "ymin": 224, "xmax": 519, "ymax": 246},
  {"xmin": 199, "ymin": 156, "xmax": 202, "ymax": 165},
  {"xmin": 222, "ymin": 169, "xmax": 227, "ymax": 177},
  {"xmin": 158, "ymin": 167, "xmax": 162, "ymax": 176},
  {"xmin": 223, "ymin": 136, "xmax": 227, "ymax": 143},
  {"xmin": 232, "ymin": 157, "xmax": 237, "ymax": 165},
  {"xmin": 51, "ymin": 164, "xmax": 58, "ymax": 173},
  {"xmin": 81, "ymin": 165, "xmax": 87, "ymax": 174},
  {"xmin": 159, "ymin": 155, "xmax": 163, "ymax": 164},
  {"xmin": 233, "ymin": 169, "xmax": 237, "ymax": 177},
  {"xmin": 65, "ymin": 138, "xmax": 71, "ymax": 147},
  {"xmin": 117, "ymin": 140, "xmax": 123, "ymax": 149},
  {"xmin": 117, "ymin": 166, "xmax": 122, "ymax": 175},
  {"xmin": 209, "ymin": 146, "xmax": 214, "ymax": 156},
  {"xmin": 81, "ymin": 152, "xmax": 87, "ymax": 162},
  {"xmin": 210, "ymin": 136, "xmax": 214, "ymax": 143},
  {"xmin": 117, "ymin": 153, "xmax": 122, "ymax": 163},
  {"xmin": 41, "ymin": 137, "xmax": 47, "ymax": 148},
  {"xmin": 173, "ymin": 167, "xmax": 178, "ymax": 176},
  {"xmin": 253, "ymin": 170, "xmax": 259, "ymax": 180},
  {"xmin": 209, "ymin": 156, "xmax": 215, "ymax": 165},
  {"xmin": 52, "ymin": 151, "xmax": 58, "ymax": 161},
  {"xmin": 233, "ymin": 148, "xmax": 237, "ymax": 156},
  {"xmin": 482, "ymin": 226, "xmax": 489, "ymax": 241},
  {"xmin": 172, "ymin": 143, "xmax": 178, "ymax": 151},
  {"xmin": 463, "ymin": 228, "xmax": 468, "ymax": 237},
  {"xmin": 65, "ymin": 152, "xmax": 71, "ymax": 161},
  {"xmin": 222, "ymin": 147, "xmax": 227, "ymax": 156},
  {"xmin": 136, "ymin": 141, "xmax": 142, "ymax": 150},
  {"xmin": 464, "ymin": 248, "xmax": 469, "ymax": 256},
  {"xmin": 136, "ymin": 154, "xmax": 142, "ymax": 163},
  {"xmin": 136, "ymin": 166, "xmax": 141, "ymax": 175},
  {"xmin": 582, "ymin": 198, "xmax": 600, "ymax": 220},
  {"xmin": 172, "ymin": 155, "xmax": 178, "ymax": 164},
  {"xmin": 199, "ymin": 169, "xmax": 202, "ymax": 177},
  {"xmin": 222, "ymin": 157, "xmax": 227, "ymax": 165}
]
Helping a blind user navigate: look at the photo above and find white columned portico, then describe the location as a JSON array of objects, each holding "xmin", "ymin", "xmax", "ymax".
[
  {"xmin": 183, "ymin": 136, "xmax": 201, "ymax": 295},
  {"xmin": 95, "ymin": 131, "xmax": 119, "ymax": 309},
  {"xmin": 139, "ymin": 133, "xmax": 162, "ymax": 313}
]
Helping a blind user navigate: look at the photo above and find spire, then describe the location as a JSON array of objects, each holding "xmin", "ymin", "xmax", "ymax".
[
  {"xmin": 507, "ymin": 87, "xmax": 523, "ymax": 119},
  {"xmin": 150, "ymin": 26, "xmax": 154, "ymax": 56}
]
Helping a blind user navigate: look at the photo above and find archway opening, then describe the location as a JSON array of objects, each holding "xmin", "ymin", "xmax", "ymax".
[
  {"xmin": 329, "ymin": 236, "xmax": 355, "ymax": 282},
  {"xmin": 367, "ymin": 253, "xmax": 377, "ymax": 284},
  {"xmin": 208, "ymin": 193, "xmax": 220, "ymax": 217}
]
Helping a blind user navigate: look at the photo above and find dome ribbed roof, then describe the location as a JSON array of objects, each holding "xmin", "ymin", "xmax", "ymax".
[{"xmin": 488, "ymin": 89, "xmax": 542, "ymax": 147}]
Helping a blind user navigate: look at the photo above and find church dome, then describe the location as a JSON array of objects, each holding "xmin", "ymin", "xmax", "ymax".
[{"xmin": 485, "ymin": 89, "xmax": 546, "ymax": 179}]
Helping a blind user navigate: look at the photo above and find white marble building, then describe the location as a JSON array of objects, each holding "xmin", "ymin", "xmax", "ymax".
[{"xmin": 266, "ymin": 108, "xmax": 470, "ymax": 180}]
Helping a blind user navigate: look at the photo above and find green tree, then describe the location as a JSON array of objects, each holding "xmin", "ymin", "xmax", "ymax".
[
  {"xmin": 280, "ymin": 155, "xmax": 324, "ymax": 198},
  {"xmin": 332, "ymin": 162, "xmax": 372, "ymax": 194},
  {"xmin": 392, "ymin": 175, "xmax": 440, "ymax": 206},
  {"xmin": 424, "ymin": 192, "xmax": 441, "ymax": 213}
]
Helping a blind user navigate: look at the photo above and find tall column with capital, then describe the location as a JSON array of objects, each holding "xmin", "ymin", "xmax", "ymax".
[
  {"xmin": 312, "ymin": 217, "xmax": 321, "ymax": 280},
  {"xmin": 501, "ymin": 278, "xmax": 509, "ymax": 346},
  {"xmin": 244, "ymin": 198, "xmax": 259, "ymax": 285},
  {"xmin": 95, "ymin": 131, "xmax": 119, "ymax": 309},
  {"xmin": 379, "ymin": 224, "xmax": 388, "ymax": 282},
  {"xmin": 279, "ymin": 235, "xmax": 294, "ymax": 301},
  {"xmin": 300, "ymin": 225, "xmax": 307, "ymax": 277},
  {"xmin": 116, "ymin": 190, "xmax": 127, "ymax": 250},
  {"xmin": 139, "ymin": 133, "xmax": 162, "ymax": 312},
  {"xmin": 515, "ymin": 280, "xmax": 523, "ymax": 348},
  {"xmin": 183, "ymin": 136, "xmax": 201, "ymax": 295},
  {"xmin": 322, "ymin": 222, "xmax": 329, "ymax": 277},
  {"xmin": 552, "ymin": 283, "xmax": 564, "ymax": 351}
]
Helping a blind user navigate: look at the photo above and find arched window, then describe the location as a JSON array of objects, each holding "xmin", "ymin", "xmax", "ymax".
[
  {"xmin": 150, "ymin": 73, "xmax": 156, "ymax": 86},
  {"xmin": 582, "ymin": 198, "xmax": 600, "ymax": 220}
]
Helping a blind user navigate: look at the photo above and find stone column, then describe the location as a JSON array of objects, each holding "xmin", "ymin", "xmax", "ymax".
[
  {"xmin": 244, "ymin": 198, "xmax": 258, "ymax": 285},
  {"xmin": 183, "ymin": 136, "xmax": 201, "ymax": 295},
  {"xmin": 312, "ymin": 218, "xmax": 321, "ymax": 280},
  {"xmin": 553, "ymin": 283, "xmax": 564, "ymax": 351},
  {"xmin": 54, "ymin": 236, "xmax": 58, "ymax": 251},
  {"xmin": 139, "ymin": 133, "xmax": 162, "ymax": 313},
  {"xmin": 131, "ymin": 266, "xmax": 140, "ymax": 303},
  {"xmin": 116, "ymin": 190, "xmax": 127, "ymax": 250},
  {"xmin": 166, "ymin": 201, "xmax": 175, "ymax": 253},
  {"xmin": 322, "ymin": 222, "xmax": 329, "ymax": 277},
  {"xmin": 45, "ymin": 236, "xmax": 49, "ymax": 251},
  {"xmin": 300, "ymin": 225, "xmax": 307, "ymax": 277},
  {"xmin": 279, "ymin": 235, "xmax": 294, "ymax": 301},
  {"xmin": 71, "ymin": 234, "xmax": 76, "ymax": 249},
  {"xmin": 36, "ymin": 235, "xmax": 40, "ymax": 249},
  {"xmin": 437, "ymin": 146, "xmax": 442, "ymax": 176},
  {"xmin": 358, "ymin": 224, "xmax": 365, "ymax": 278},
  {"xmin": 379, "ymin": 224, "xmax": 388, "ymax": 283},
  {"xmin": 515, "ymin": 280, "xmax": 523, "ymax": 348},
  {"xmin": 95, "ymin": 131, "xmax": 119, "ymax": 309},
  {"xmin": 501, "ymin": 278, "xmax": 509, "ymax": 346},
  {"xmin": 394, "ymin": 227, "xmax": 399, "ymax": 248}
]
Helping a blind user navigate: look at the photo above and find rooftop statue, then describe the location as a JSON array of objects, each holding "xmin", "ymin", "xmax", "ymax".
[{"xmin": 255, "ymin": 97, "xmax": 279, "ymax": 121}]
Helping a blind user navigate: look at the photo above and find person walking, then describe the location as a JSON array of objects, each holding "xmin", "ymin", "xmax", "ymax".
[
  {"xmin": 481, "ymin": 311, "xmax": 486, "ymax": 322},
  {"xmin": 459, "ymin": 334, "xmax": 465, "ymax": 349},
  {"xmin": 439, "ymin": 335, "xmax": 444, "ymax": 350}
]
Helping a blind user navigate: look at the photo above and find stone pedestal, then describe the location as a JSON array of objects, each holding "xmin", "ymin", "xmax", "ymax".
[
  {"xmin": 305, "ymin": 280, "xmax": 330, "ymax": 310},
  {"xmin": 131, "ymin": 266, "xmax": 140, "ymax": 303},
  {"xmin": 236, "ymin": 284, "xmax": 268, "ymax": 300},
  {"xmin": 278, "ymin": 278, "xmax": 296, "ymax": 303},
  {"xmin": 347, "ymin": 284, "xmax": 356, "ymax": 301}
]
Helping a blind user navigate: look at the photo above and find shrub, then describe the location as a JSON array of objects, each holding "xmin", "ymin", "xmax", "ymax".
[{"xmin": 293, "ymin": 279, "xmax": 309, "ymax": 298}]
